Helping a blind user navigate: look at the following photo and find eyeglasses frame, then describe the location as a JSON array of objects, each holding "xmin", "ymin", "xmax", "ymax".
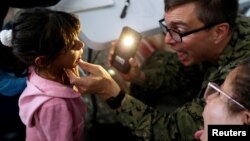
[
  {"xmin": 204, "ymin": 82, "xmax": 246, "ymax": 110},
  {"xmin": 159, "ymin": 19, "xmax": 223, "ymax": 43}
]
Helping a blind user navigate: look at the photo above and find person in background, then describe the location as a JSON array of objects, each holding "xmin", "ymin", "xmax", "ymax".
[
  {"xmin": 0, "ymin": 23, "xmax": 27, "ymax": 140},
  {"xmin": 1, "ymin": 7, "xmax": 86, "ymax": 141},
  {"xmin": 67, "ymin": 0, "xmax": 250, "ymax": 140},
  {"xmin": 0, "ymin": 0, "xmax": 60, "ymax": 28},
  {"xmin": 195, "ymin": 58, "xmax": 250, "ymax": 141}
]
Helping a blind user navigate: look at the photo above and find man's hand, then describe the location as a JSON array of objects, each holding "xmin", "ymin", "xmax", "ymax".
[
  {"xmin": 66, "ymin": 59, "xmax": 121, "ymax": 100},
  {"xmin": 108, "ymin": 41, "xmax": 145, "ymax": 85}
]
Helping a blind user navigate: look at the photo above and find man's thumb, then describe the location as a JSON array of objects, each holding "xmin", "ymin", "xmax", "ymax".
[{"xmin": 65, "ymin": 69, "xmax": 78, "ymax": 84}]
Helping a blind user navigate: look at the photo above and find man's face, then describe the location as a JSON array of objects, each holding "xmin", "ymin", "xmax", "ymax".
[{"xmin": 164, "ymin": 3, "xmax": 216, "ymax": 66}]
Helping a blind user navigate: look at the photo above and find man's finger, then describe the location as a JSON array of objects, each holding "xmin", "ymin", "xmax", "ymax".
[
  {"xmin": 78, "ymin": 59, "xmax": 101, "ymax": 75},
  {"xmin": 65, "ymin": 69, "xmax": 79, "ymax": 84},
  {"xmin": 129, "ymin": 58, "xmax": 138, "ymax": 68},
  {"xmin": 77, "ymin": 59, "xmax": 90, "ymax": 71},
  {"xmin": 66, "ymin": 69, "xmax": 77, "ymax": 78}
]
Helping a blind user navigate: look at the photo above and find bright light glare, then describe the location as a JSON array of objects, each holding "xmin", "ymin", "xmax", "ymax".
[
  {"xmin": 108, "ymin": 68, "xmax": 116, "ymax": 76},
  {"xmin": 123, "ymin": 36, "xmax": 134, "ymax": 46}
]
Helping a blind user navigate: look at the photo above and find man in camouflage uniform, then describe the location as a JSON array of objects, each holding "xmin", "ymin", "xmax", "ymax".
[
  {"xmin": 67, "ymin": 0, "xmax": 250, "ymax": 141},
  {"xmin": 128, "ymin": 0, "xmax": 250, "ymax": 110},
  {"xmin": 113, "ymin": 0, "xmax": 250, "ymax": 140}
]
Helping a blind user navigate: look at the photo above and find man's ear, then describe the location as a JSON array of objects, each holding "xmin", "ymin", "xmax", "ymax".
[
  {"xmin": 34, "ymin": 56, "xmax": 48, "ymax": 68},
  {"xmin": 242, "ymin": 111, "xmax": 250, "ymax": 125},
  {"xmin": 213, "ymin": 23, "xmax": 230, "ymax": 44}
]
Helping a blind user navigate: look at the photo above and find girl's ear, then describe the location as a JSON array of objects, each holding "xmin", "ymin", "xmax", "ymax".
[
  {"xmin": 242, "ymin": 111, "xmax": 250, "ymax": 125},
  {"xmin": 34, "ymin": 56, "xmax": 48, "ymax": 68}
]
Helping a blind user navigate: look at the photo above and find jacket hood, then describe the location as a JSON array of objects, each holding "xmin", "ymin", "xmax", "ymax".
[{"xmin": 19, "ymin": 68, "xmax": 81, "ymax": 127}]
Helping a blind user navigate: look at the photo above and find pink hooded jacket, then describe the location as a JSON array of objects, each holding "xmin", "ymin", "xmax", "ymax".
[{"xmin": 19, "ymin": 68, "xmax": 86, "ymax": 141}]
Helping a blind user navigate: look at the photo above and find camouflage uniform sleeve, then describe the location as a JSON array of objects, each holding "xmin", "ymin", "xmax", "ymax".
[{"xmin": 116, "ymin": 95, "xmax": 204, "ymax": 141}]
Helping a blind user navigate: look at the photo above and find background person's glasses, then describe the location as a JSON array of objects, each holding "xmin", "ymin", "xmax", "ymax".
[
  {"xmin": 159, "ymin": 19, "xmax": 221, "ymax": 43},
  {"xmin": 203, "ymin": 82, "xmax": 246, "ymax": 110}
]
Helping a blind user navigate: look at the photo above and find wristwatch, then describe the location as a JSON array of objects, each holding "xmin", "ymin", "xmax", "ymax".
[{"xmin": 106, "ymin": 90, "xmax": 125, "ymax": 109}]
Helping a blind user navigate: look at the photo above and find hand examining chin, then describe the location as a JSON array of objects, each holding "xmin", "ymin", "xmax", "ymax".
[{"xmin": 65, "ymin": 59, "xmax": 121, "ymax": 99}]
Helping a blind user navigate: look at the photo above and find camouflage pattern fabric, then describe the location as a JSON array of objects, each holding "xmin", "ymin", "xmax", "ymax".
[
  {"xmin": 130, "ymin": 51, "xmax": 204, "ymax": 110},
  {"xmin": 115, "ymin": 15, "xmax": 250, "ymax": 141}
]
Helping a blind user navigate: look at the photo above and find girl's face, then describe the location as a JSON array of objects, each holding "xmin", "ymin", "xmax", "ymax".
[
  {"xmin": 196, "ymin": 68, "xmax": 244, "ymax": 141},
  {"xmin": 53, "ymin": 38, "xmax": 84, "ymax": 70}
]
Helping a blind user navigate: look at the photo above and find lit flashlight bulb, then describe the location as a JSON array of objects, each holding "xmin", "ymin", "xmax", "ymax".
[{"xmin": 123, "ymin": 35, "xmax": 134, "ymax": 46}]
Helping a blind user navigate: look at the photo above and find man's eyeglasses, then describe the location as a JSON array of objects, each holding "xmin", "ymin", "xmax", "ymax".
[
  {"xmin": 159, "ymin": 19, "xmax": 221, "ymax": 43},
  {"xmin": 204, "ymin": 82, "xmax": 246, "ymax": 110}
]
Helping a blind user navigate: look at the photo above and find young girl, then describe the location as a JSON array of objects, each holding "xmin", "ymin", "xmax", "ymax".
[{"xmin": 1, "ymin": 8, "xmax": 86, "ymax": 141}]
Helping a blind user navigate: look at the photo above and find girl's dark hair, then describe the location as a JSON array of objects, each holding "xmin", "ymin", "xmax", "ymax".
[
  {"xmin": 230, "ymin": 58, "xmax": 250, "ymax": 112},
  {"xmin": 12, "ymin": 7, "xmax": 80, "ymax": 73},
  {"xmin": 164, "ymin": 0, "xmax": 238, "ymax": 31}
]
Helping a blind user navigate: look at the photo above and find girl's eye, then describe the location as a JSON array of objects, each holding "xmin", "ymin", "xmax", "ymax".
[
  {"xmin": 68, "ymin": 41, "xmax": 78, "ymax": 50},
  {"xmin": 72, "ymin": 43, "xmax": 77, "ymax": 49},
  {"xmin": 71, "ymin": 41, "xmax": 76, "ymax": 47}
]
